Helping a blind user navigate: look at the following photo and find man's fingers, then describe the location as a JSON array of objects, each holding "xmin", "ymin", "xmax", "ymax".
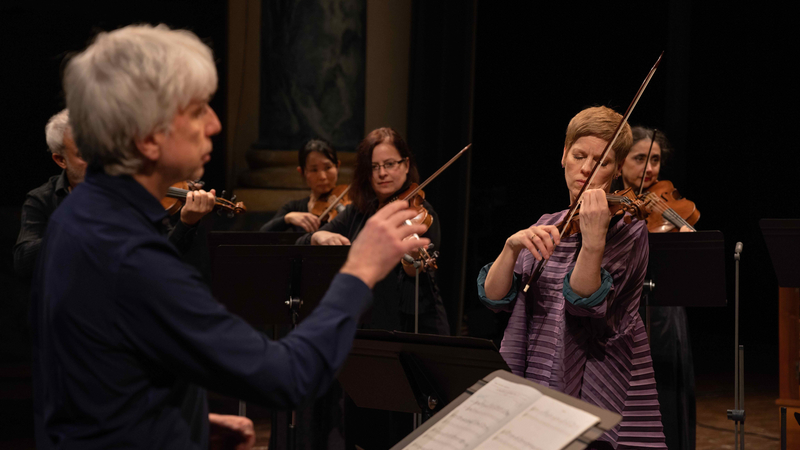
[
  {"xmin": 397, "ymin": 224, "xmax": 428, "ymax": 241},
  {"xmin": 400, "ymin": 237, "xmax": 430, "ymax": 255}
]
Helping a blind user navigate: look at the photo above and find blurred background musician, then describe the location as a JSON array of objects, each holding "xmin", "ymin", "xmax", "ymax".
[
  {"xmin": 618, "ymin": 125, "xmax": 696, "ymax": 450},
  {"xmin": 260, "ymin": 139, "xmax": 344, "ymax": 233},
  {"xmin": 298, "ymin": 127, "xmax": 449, "ymax": 336}
]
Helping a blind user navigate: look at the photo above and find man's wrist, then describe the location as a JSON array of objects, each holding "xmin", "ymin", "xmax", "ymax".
[{"xmin": 340, "ymin": 260, "xmax": 375, "ymax": 289}]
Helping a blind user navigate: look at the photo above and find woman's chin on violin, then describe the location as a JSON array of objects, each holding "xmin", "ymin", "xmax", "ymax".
[
  {"xmin": 618, "ymin": 126, "xmax": 699, "ymax": 233},
  {"xmin": 260, "ymin": 139, "xmax": 346, "ymax": 233}
]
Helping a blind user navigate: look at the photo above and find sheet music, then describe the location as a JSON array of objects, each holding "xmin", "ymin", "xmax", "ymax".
[
  {"xmin": 473, "ymin": 395, "xmax": 600, "ymax": 450},
  {"xmin": 403, "ymin": 377, "xmax": 542, "ymax": 450}
]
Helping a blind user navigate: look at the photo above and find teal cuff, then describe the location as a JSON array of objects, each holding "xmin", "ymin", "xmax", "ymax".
[
  {"xmin": 477, "ymin": 262, "xmax": 518, "ymax": 307},
  {"xmin": 563, "ymin": 267, "xmax": 613, "ymax": 308}
]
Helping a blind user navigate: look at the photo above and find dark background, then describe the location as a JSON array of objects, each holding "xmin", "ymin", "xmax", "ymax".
[{"xmin": 1, "ymin": 0, "xmax": 795, "ymax": 402}]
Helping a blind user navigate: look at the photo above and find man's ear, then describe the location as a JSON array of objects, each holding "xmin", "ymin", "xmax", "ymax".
[
  {"xmin": 52, "ymin": 153, "xmax": 67, "ymax": 170},
  {"xmin": 134, "ymin": 132, "xmax": 164, "ymax": 163}
]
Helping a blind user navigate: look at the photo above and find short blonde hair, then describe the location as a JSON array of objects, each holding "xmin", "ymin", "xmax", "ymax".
[
  {"xmin": 564, "ymin": 106, "xmax": 632, "ymax": 167},
  {"xmin": 64, "ymin": 24, "xmax": 218, "ymax": 175}
]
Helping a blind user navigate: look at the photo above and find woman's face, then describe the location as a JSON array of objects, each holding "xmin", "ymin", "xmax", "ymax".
[
  {"xmin": 621, "ymin": 139, "xmax": 661, "ymax": 191},
  {"xmin": 561, "ymin": 136, "xmax": 618, "ymax": 204},
  {"xmin": 370, "ymin": 142, "xmax": 409, "ymax": 202},
  {"xmin": 301, "ymin": 151, "xmax": 339, "ymax": 198}
]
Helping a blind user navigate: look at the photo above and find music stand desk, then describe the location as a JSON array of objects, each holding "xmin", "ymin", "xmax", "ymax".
[{"xmin": 647, "ymin": 230, "xmax": 726, "ymax": 307}]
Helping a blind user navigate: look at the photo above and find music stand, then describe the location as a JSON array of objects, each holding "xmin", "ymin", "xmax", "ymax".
[
  {"xmin": 760, "ymin": 219, "xmax": 800, "ymax": 287},
  {"xmin": 338, "ymin": 330, "xmax": 510, "ymax": 418},
  {"xmin": 210, "ymin": 244, "xmax": 349, "ymax": 326},
  {"xmin": 337, "ymin": 331, "xmax": 621, "ymax": 450},
  {"xmin": 207, "ymin": 232, "xmax": 305, "ymax": 269},
  {"xmin": 209, "ymin": 243, "xmax": 349, "ymax": 450},
  {"xmin": 646, "ymin": 230, "xmax": 727, "ymax": 307}
]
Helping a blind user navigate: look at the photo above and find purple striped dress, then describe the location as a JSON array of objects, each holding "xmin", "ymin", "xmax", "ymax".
[{"xmin": 484, "ymin": 210, "xmax": 666, "ymax": 449}]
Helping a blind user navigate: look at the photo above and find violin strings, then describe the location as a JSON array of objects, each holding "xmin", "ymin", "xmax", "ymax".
[{"xmin": 644, "ymin": 194, "xmax": 695, "ymax": 230}]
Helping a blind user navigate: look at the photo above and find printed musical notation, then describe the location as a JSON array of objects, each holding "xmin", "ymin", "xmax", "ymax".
[{"xmin": 404, "ymin": 377, "xmax": 600, "ymax": 450}]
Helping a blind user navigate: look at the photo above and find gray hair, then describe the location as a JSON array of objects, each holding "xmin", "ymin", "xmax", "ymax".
[
  {"xmin": 45, "ymin": 109, "xmax": 70, "ymax": 155},
  {"xmin": 63, "ymin": 24, "xmax": 218, "ymax": 176}
]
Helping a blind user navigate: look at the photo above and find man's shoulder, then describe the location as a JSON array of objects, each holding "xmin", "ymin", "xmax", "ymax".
[{"xmin": 25, "ymin": 173, "xmax": 61, "ymax": 199}]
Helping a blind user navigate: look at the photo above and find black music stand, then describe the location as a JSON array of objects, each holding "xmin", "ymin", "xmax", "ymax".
[
  {"xmin": 338, "ymin": 330, "xmax": 510, "ymax": 420},
  {"xmin": 209, "ymin": 243, "xmax": 349, "ymax": 450},
  {"xmin": 207, "ymin": 232, "xmax": 305, "ymax": 269},
  {"xmin": 210, "ymin": 244, "xmax": 348, "ymax": 326},
  {"xmin": 760, "ymin": 219, "xmax": 800, "ymax": 287},
  {"xmin": 645, "ymin": 230, "xmax": 727, "ymax": 307},
  {"xmin": 337, "ymin": 331, "xmax": 621, "ymax": 450}
]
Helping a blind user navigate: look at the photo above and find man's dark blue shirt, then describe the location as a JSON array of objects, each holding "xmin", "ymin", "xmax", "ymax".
[{"xmin": 31, "ymin": 172, "xmax": 371, "ymax": 449}]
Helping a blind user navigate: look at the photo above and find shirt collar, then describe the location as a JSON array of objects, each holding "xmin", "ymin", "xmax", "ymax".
[
  {"xmin": 55, "ymin": 170, "xmax": 71, "ymax": 197},
  {"xmin": 84, "ymin": 171, "xmax": 169, "ymax": 225}
]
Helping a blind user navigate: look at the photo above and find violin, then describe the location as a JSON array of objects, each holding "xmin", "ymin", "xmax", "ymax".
[
  {"xmin": 160, "ymin": 181, "xmax": 247, "ymax": 217},
  {"xmin": 310, "ymin": 184, "xmax": 352, "ymax": 222},
  {"xmin": 524, "ymin": 52, "xmax": 663, "ymax": 291},
  {"xmin": 384, "ymin": 143, "xmax": 472, "ymax": 272},
  {"xmin": 557, "ymin": 187, "xmax": 651, "ymax": 237},
  {"xmin": 640, "ymin": 180, "xmax": 699, "ymax": 232}
]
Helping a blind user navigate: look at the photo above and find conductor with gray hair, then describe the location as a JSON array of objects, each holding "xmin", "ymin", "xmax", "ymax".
[{"xmin": 31, "ymin": 24, "xmax": 431, "ymax": 450}]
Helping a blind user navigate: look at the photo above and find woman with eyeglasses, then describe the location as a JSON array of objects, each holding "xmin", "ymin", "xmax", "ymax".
[
  {"xmin": 260, "ymin": 139, "xmax": 342, "ymax": 232},
  {"xmin": 297, "ymin": 127, "xmax": 449, "ymax": 336}
]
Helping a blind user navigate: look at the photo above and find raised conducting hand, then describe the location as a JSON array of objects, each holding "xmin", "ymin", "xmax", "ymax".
[
  {"xmin": 180, "ymin": 189, "xmax": 216, "ymax": 226},
  {"xmin": 340, "ymin": 201, "xmax": 430, "ymax": 288},
  {"xmin": 505, "ymin": 224, "xmax": 561, "ymax": 261},
  {"xmin": 285, "ymin": 212, "xmax": 321, "ymax": 232},
  {"xmin": 577, "ymin": 189, "xmax": 611, "ymax": 251},
  {"xmin": 311, "ymin": 230, "xmax": 351, "ymax": 246},
  {"xmin": 208, "ymin": 413, "xmax": 255, "ymax": 450}
]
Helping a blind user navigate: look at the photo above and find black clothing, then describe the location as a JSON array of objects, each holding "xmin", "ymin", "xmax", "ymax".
[
  {"xmin": 260, "ymin": 197, "xmax": 310, "ymax": 232},
  {"xmin": 13, "ymin": 172, "xmax": 70, "ymax": 278},
  {"xmin": 14, "ymin": 171, "xmax": 199, "ymax": 280},
  {"xmin": 31, "ymin": 172, "xmax": 372, "ymax": 449},
  {"xmin": 649, "ymin": 306, "xmax": 696, "ymax": 450},
  {"xmin": 297, "ymin": 201, "xmax": 449, "ymax": 335}
]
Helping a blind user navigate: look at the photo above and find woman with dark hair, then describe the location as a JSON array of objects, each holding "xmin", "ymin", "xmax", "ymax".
[
  {"xmin": 619, "ymin": 125, "xmax": 697, "ymax": 450},
  {"xmin": 298, "ymin": 127, "xmax": 449, "ymax": 335},
  {"xmin": 617, "ymin": 125, "xmax": 671, "ymax": 193},
  {"xmin": 260, "ymin": 139, "xmax": 341, "ymax": 232}
]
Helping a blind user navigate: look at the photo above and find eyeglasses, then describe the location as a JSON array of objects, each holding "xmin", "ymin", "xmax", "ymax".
[{"xmin": 372, "ymin": 158, "xmax": 407, "ymax": 173}]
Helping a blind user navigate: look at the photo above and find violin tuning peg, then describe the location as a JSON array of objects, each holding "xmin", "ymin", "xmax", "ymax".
[
  {"xmin": 230, "ymin": 194, "xmax": 237, "ymax": 202},
  {"xmin": 221, "ymin": 190, "xmax": 228, "ymax": 200},
  {"xmin": 227, "ymin": 212, "xmax": 234, "ymax": 219}
]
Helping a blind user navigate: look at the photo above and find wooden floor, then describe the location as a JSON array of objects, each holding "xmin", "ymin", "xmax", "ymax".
[{"xmin": 695, "ymin": 373, "xmax": 781, "ymax": 450}]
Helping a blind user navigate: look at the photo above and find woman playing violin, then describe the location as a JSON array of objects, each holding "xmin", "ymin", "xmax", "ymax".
[
  {"xmin": 297, "ymin": 127, "xmax": 449, "ymax": 336},
  {"xmin": 619, "ymin": 126, "xmax": 696, "ymax": 450},
  {"xmin": 478, "ymin": 107, "xmax": 666, "ymax": 449},
  {"xmin": 260, "ymin": 139, "xmax": 342, "ymax": 232}
]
